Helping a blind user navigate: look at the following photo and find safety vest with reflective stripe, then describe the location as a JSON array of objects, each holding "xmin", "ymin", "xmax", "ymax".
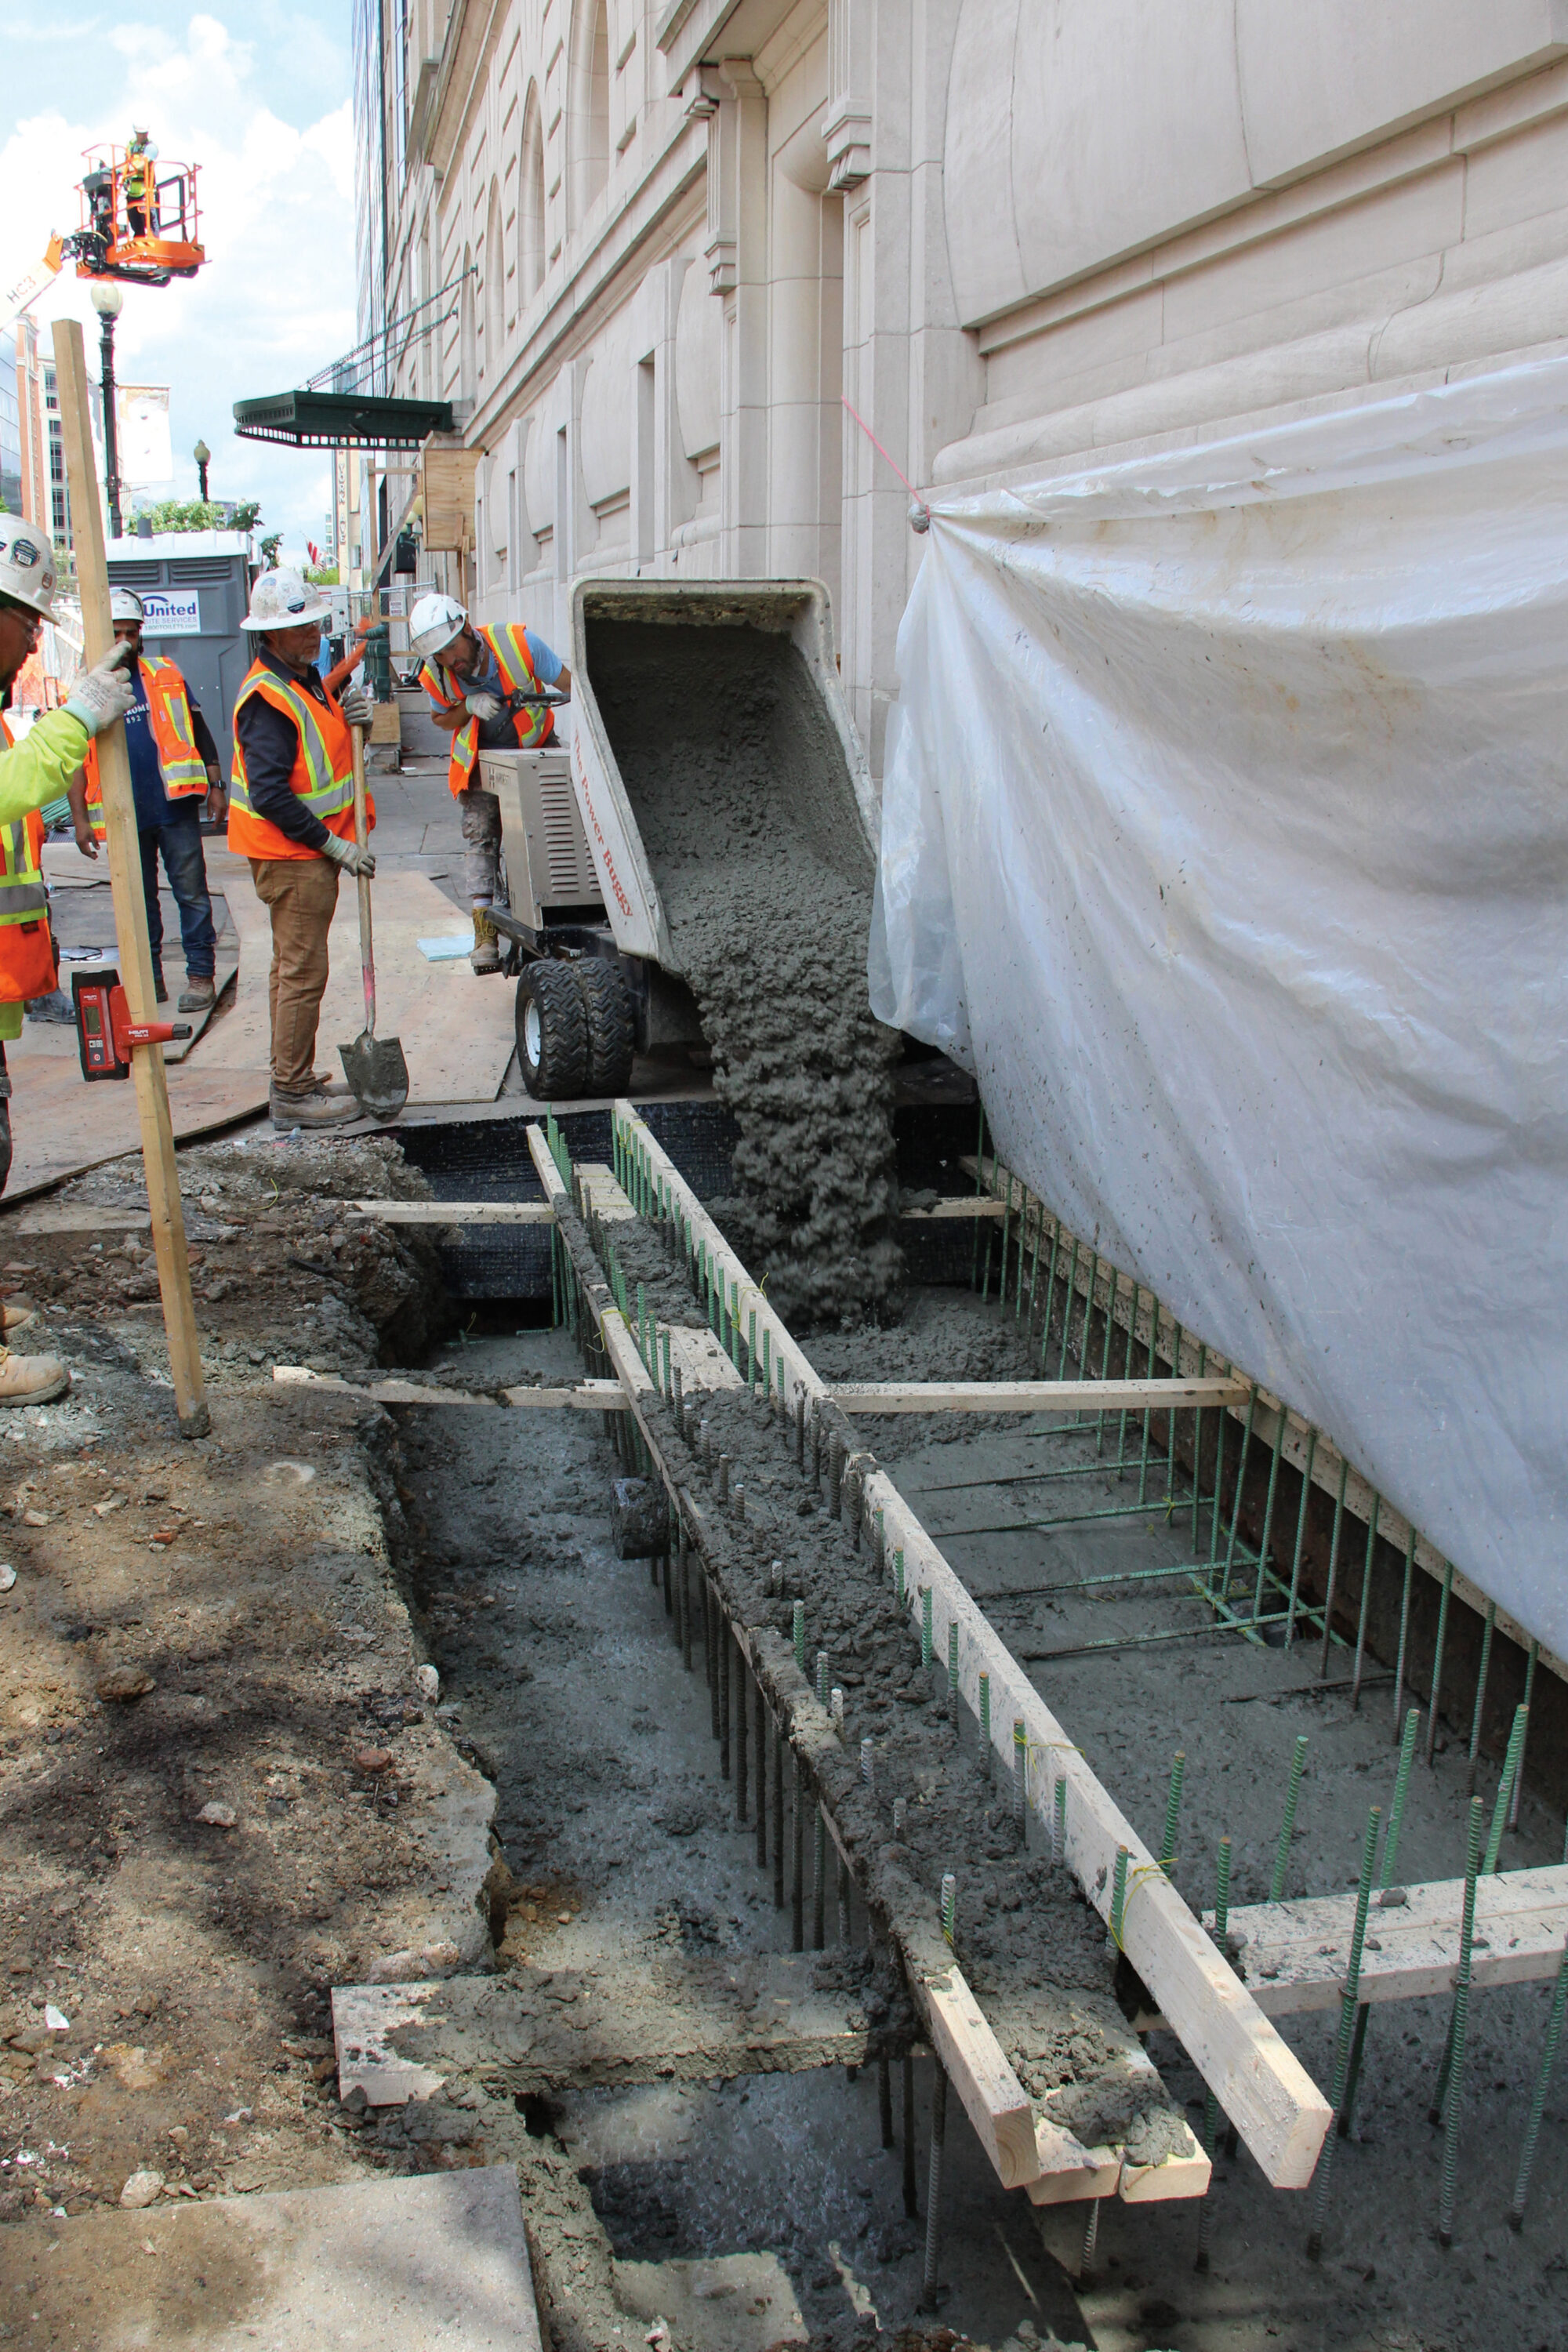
[
  {"xmin": 227, "ymin": 659, "xmax": 367, "ymax": 862},
  {"xmin": 82, "ymin": 654, "xmax": 207, "ymax": 837},
  {"xmin": 0, "ymin": 717, "xmax": 58, "ymax": 1004},
  {"xmin": 419, "ymin": 622, "xmax": 555, "ymax": 800}
]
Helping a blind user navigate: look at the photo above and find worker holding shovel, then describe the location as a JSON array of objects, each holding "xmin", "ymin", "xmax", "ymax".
[{"xmin": 227, "ymin": 568, "xmax": 376, "ymax": 1130}]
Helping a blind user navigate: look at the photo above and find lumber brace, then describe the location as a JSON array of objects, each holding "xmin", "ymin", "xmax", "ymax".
[
  {"xmin": 1214, "ymin": 1864, "xmax": 1568, "ymax": 2016},
  {"xmin": 612, "ymin": 1103, "xmax": 1334, "ymax": 2193},
  {"xmin": 829, "ymin": 1377, "xmax": 1250, "ymax": 1414},
  {"xmin": 272, "ymin": 1366, "xmax": 626, "ymax": 1410}
]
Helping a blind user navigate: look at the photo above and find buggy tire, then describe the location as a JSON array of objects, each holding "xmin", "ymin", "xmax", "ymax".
[
  {"xmin": 515, "ymin": 959, "xmax": 592, "ymax": 1100},
  {"xmin": 575, "ymin": 956, "xmax": 637, "ymax": 1095}
]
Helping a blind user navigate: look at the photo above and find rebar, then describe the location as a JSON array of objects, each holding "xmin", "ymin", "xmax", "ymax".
[
  {"xmin": 734, "ymin": 1636, "xmax": 747, "ymax": 1820},
  {"xmin": 1467, "ymin": 1600, "xmax": 1496, "ymax": 1793},
  {"xmin": 1426, "ymin": 1558, "xmax": 1454, "ymax": 1766},
  {"xmin": 813, "ymin": 1802, "xmax": 826, "ymax": 1950},
  {"xmin": 1437, "ymin": 1795, "xmax": 1485, "ymax": 2246},
  {"xmin": 1391, "ymin": 1523, "xmax": 1416, "ymax": 1736},
  {"xmin": 1283, "ymin": 1427, "xmax": 1319, "ymax": 1648},
  {"xmin": 1510, "ymin": 1641, "xmax": 1538, "ymax": 1831},
  {"xmin": 1079, "ymin": 2197, "xmax": 1100, "ymax": 2278},
  {"xmin": 947, "ymin": 1622, "xmax": 959, "ymax": 1717},
  {"xmin": 1219, "ymin": 1384, "xmax": 1259, "ymax": 1602},
  {"xmin": 1269, "ymin": 1736, "xmax": 1309, "ymax": 1904},
  {"xmin": 793, "ymin": 1599, "xmax": 806, "ymax": 1675},
  {"xmin": 755, "ymin": 1682, "xmax": 767, "ymax": 1868},
  {"xmin": 1508, "ymin": 1936, "xmax": 1568, "ymax": 2229},
  {"xmin": 1160, "ymin": 1751, "xmax": 1185, "ymax": 1873},
  {"xmin": 941, "ymin": 1872, "xmax": 956, "ymax": 1944},
  {"xmin": 1316, "ymin": 1457, "xmax": 1352, "ymax": 1678},
  {"xmin": 1012, "ymin": 1718, "xmax": 1027, "ymax": 1830},
  {"xmin": 791, "ymin": 1755, "xmax": 804, "ymax": 1951},
  {"xmin": 902, "ymin": 2052, "xmax": 918, "ymax": 2217},
  {"xmin": 773, "ymin": 1726, "xmax": 785, "ymax": 1909},
  {"xmin": 1351, "ymin": 1492, "xmax": 1381, "ymax": 1708},
  {"xmin": 921, "ymin": 2063, "xmax": 947, "ymax": 2308},
  {"xmin": 978, "ymin": 1671, "xmax": 991, "ymax": 1780},
  {"xmin": 1305, "ymin": 1805, "xmax": 1381, "ymax": 2259},
  {"xmin": 1053, "ymin": 1777, "xmax": 1066, "ymax": 1864},
  {"xmin": 1248, "ymin": 1403, "xmax": 1288, "ymax": 1621},
  {"xmin": 1483, "ymin": 1704, "xmax": 1529, "ymax": 1873},
  {"xmin": 921, "ymin": 1589, "xmax": 933, "ymax": 1675},
  {"xmin": 1109, "ymin": 1845, "xmax": 1128, "ymax": 1947},
  {"xmin": 1195, "ymin": 1833, "xmax": 1231, "ymax": 2271},
  {"xmin": 1338, "ymin": 1707, "xmax": 1425, "ymax": 2138}
]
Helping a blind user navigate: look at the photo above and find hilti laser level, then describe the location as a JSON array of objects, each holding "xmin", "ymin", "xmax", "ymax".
[{"xmin": 72, "ymin": 967, "xmax": 191, "ymax": 1081}]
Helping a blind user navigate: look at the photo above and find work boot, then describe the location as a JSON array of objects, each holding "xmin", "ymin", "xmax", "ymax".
[
  {"xmin": 0, "ymin": 1348, "xmax": 69, "ymax": 1406},
  {"xmin": 24, "ymin": 989, "xmax": 75, "ymax": 1024},
  {"xmin": 178, "ymin": 975, "xmax": 216, "ymax": 1013},
  {"xmin": 2, "ymin": 1305, "xmax": 36, "ymax": 1335},
  {"xmin": 470, "ymin": 909, "xmax": 501, "ymax": 976},
  {"xmin": 270, "ymin": 1080, "xmax": 359, "ymax": 1132}
]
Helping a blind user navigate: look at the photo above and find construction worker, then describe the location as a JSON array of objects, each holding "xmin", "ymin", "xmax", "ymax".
[
  {"xmin": 124, "ymin": 127, "xmax": 158, "ymax": 238},
  {"xmin": 0, "ymin": 517, "xmax": 136, "ymax": 1399},
  {"xmin": 408, "ymin": 593, "xmax": 571, "ymax": 974},
  {"xmin": 227, "ymin": 568, "xmax": 375, "ymax": 1131},
  {"xmin": 66, "ymin": 590, "xmax": 224, "ymax": 1011}
]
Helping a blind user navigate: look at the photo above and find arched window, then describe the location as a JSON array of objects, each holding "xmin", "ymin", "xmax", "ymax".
[
  {"xmin": 519, "ymin": 82, "xmax": 546, "ymax": 301},
  {"xmin": 567, "ymin": 0, "xmax": 609, "ymax": 231},
  {"xmin": 483, "ymin": 180, "xmax": 503, "ymax": 381},
  {"xmin": 459, "ymin": 243, "xmax": 477, "ymax": 404}
]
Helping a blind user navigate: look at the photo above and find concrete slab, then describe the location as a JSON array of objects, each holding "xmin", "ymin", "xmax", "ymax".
[{"xmin": 0, "ymin": 2165, "xmax": 544, "ymax": 2350}]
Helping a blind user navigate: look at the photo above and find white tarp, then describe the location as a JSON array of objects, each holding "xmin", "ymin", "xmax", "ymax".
[{"xmin": 870, "ymin": 359, "xmax": 1568, "ymax": 1660}]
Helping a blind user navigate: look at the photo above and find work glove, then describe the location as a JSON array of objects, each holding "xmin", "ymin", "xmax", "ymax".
[
  {"xmin": 64, "ymin": 640, "xmax": 136, "ymax": 735},
  {"xmin": 463, "ymin": 691, "xmax": 503, "ymax": 722},
  {"xmin": 339, "ymin": 681, "xmax": 374, "ymax": 728},
  {"xmin": 320, "ymin": 833, "xmax": 376, "ymax": 879}
]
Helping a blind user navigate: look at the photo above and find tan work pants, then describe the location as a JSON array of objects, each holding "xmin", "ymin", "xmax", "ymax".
[{"xmin": 249, "ymin": 856, "xmax": 339, "ymax": 1094}]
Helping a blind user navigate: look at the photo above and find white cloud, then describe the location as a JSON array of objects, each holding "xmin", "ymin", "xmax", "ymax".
[{"xmin": 0, "ymin": 6, "xmax": 354, "ymax": 561}]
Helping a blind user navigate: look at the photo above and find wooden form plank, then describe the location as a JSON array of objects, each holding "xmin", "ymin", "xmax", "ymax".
[
  {"xmin": 899, "ymin": 1196, "xmax": 1006, "ymax": 1221},
  {"xmin": 271, "ymin": 1366, "xmax": 626, "ymax": 1410},
  {"xmin": 333, "ymin": 1956, "xmax": 890, "ymax": 2107},
  {"xmin": 349, "ymin": 1198, "xmax": 554, "ymax": 1226},
  {"xmin": 962, "ymin": 1152, "xmax": 1566, "ymax": 1689},
  {"xmin": 618, "ymin": 1103, "xmax": 1330, "ymax": 2193},
  {"xmin": 53, "ymin": 319, "xmax": 209, "ymax": 1438},
  {"xmin": 829, "ymin": 1377, "xmax": 1249, "ymax": 1415},
  {"xmin": 1216, "ymin": 1864, "xmax": 1568, "ymax": 2016}
]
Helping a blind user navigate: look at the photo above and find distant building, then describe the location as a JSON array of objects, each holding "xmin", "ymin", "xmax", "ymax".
[
  {"xmin": 0, "ymin": 328, "xmax": 20, "ymax": 517},
  {"xmin": 354, "ymin": 2, "xmax": 1568, "ymax": 775}
]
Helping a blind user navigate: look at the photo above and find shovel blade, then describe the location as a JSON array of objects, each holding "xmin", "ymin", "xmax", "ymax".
[{"xmin": 339, "ymin": 1029, "xmax": 409, "ymax": 1122}]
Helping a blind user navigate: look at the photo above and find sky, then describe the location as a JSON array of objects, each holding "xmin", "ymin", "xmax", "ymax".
[{"xmin": 0, "ymin": 1, "xmax": 357, "ymax": 564}]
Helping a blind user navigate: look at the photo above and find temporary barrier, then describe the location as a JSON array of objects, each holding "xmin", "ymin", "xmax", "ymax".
[{"xmin": 871, "ymin": 357, "xmax": 1568, "ymax": 1659}]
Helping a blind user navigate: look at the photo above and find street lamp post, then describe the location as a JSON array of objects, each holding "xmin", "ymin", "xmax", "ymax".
[
  {"xmin": 194, "ymin": 438, "xmax": 210, "ymax": 502},
  {"xmin": 89, "ymin": 280, "xmax": 125, "ymax": 541}
]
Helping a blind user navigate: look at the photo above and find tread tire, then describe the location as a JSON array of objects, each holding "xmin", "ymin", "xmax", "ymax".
[
  {"xmin": 515, "ymin": 959, "xmax": 592, "ymax": 1101},
  {"xmin": 575, "ymin": 956, "xmax": 637, "ymax": 1096}
]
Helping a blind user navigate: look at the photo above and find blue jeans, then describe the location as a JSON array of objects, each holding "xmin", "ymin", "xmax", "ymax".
[{"xmin": 140, "ymin": 814, "xmax": 216, "ymax": 980}]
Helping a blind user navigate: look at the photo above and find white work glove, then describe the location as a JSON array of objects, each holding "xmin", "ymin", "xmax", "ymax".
[
  {"xmin": 64, "ymin": 640, "xmax": 136, "ymax": 735},
  {"xmin": 339, "ymin": 682, "xmax": 374, "ymax": 728},
  {"xmin": 321, "ymin": 833, "xmax": 376, "ymax": 879},
  {"xmin": 463, "ymin": 691, "xmax": 503, "ymax": 722}
]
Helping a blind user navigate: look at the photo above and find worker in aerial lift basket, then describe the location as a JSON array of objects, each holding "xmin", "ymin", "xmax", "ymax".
[
  {"xmin": 408, "ymin": 591, "xmax": 572, "ymax": 977},
  {"xmin": 227, "ymin": 568, "xmax": 376, "ymax": 1132},
  {"xmin": 0, "ymin": 517, "xmax": 138, "ymax": 1399}
]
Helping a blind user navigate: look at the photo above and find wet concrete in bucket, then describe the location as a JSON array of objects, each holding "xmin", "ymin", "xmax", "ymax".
[{"xmin": 586, "ymin": 619, "xmax": 904, "ymax": 1330}]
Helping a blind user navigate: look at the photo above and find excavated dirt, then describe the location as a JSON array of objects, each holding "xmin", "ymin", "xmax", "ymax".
[{"xmin": 586, "ymin": 619, "xmax": 904, "ymax": 1330}]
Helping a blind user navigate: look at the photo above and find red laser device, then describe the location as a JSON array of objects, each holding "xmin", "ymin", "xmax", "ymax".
[{"xmin": 71, "ymin": 966, "xmax": 191, "ymax": 1081}]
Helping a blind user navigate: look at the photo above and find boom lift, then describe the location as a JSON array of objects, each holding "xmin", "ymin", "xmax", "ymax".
[{"xmin": 45, "ymin": 143, "xmax": 206, "ymax": 291}]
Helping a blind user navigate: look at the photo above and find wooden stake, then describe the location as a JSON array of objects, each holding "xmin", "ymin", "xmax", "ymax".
[{"xmin": 50, "ymin": 321, "xmax": 209, "ymax": 1437}]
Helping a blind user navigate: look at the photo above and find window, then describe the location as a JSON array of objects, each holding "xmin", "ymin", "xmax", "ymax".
[
  {"xmin": 567, "ymin": 0, "xmax": 609, "ymax": 231},
  {"xmin": 459, "ymin": 244, "xmax": 477, "ymax": 404},
  {"xmin": 519, "ymin": 83, "xmax": 546, "ymax": 301},
  {"xmin": 483, "ymin": 181, "xmax": 503, "ymax": 382}
]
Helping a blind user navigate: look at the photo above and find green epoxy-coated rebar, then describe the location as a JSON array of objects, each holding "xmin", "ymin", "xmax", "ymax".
[
  {"xmin": 1350, "ymin": 1492, "xmax": 1381, "ymax": 1708},
  {"xmin": 1195, "ymin": 1833, "xmax": 1232, "ymax": 2270},
  {"xmin": 1190, "ymin": 1341, "xmax": 1207, "ymax": 1543},
  {"xmin": 1467, "ymin": 1601, "xmax": 1497, "ymax": 1793},
  {"xmin": 941, "ymin": 1872, "xmax": 956, "ymax": 1944},
  {"xmin": 1391, "ymin": 1525, "xmax": 1417, "ymax": 1736},
  {"xmin": 1437, "ymin": 1795, "xmax": 1485, "ymax": 2247},
  {"xmin": 998, "ymin": 1184, "xmax": 1011, "ymax": 1313},
  {"xmin": 816, "ymin": 1650, "xmax": 829, "ymax": 1709},
  {"xmin": 793, "ymin": 1600, "xmax": 806, "ymax": 1674},
  {"xmin": 1163, "ymin": 1320, "xmax": 1183, "ymax": 1497},
  {"xmin": 1136, "ymin": 1293, "xmax": 1161, "ymax": 1504},
  {"xmin": 971, "ymin": 1105, "xmax": 985, "ymax": 1287},
  {"xmin": 1509, "ymin": 1936, "xmax": 1568, "ymax": 2228},
  {"xmin": 1207, "ymin": 1377, "xmax": 1227, "ymax": 1565},
  {"xmin": 1340, "ymin": 1709, "xmax": 1423, "ymax": 2136},
  {"xmin": 895, "ymin": 1548, "xmax": 905, "ymax": 1607},
  {"xmin": 637, "ymin": 1282, "xmax": 648, "ymax": 1367},
  {"xmin": 762, "ymin": 1327, "xmax": 771, "ymax": 1399},
  {"xmin": 947, "ymin": 1622, "xmax": 959, "ymax": 1708},
  {"xmin": 660, "ymin": 1327, "xmax": 671, "ymax": 1399},
  {"xmin": 978, "ymin": 1671, "xmax": 991, "ymax": 1778},
  {"xmin": 1426, "ymin": 1559, "xmax": 1454, "ymax": 1766},
  {"xmin": 1159, "ymin": 1751, "xmax": 1185, "ymax": 1872},
  {"xmin": 748, "ymin": 1307, "xmax": 757, "ymax": 1388},
  {"xmin": 1269, "ymin": 1736, "xmax": 1309, "ymax": 1904},
  {"xmin": 1012, "ymin": 1719, "xmax": 1027, "ymax": 1828},
  {"xmin": 1116, "ymin": 1284, "xmax": 1139, "ymax": 1464},
  {"xmin": 1283, "ymin": 1426, "xmax": 1319, "ymax": 1647},
  {"xmin": 1109, "ymin": 1845, "xmax": 1129, "ymax": 1947},
  {"xmin": 1248, "ymin": 1404, "xmax": 1288, "ymax": 1621},
  {"xmin": 1484, "ymin": 1704, "xmax": 1529, "ymax": 1874},
  {"xmin": 1317, "ymin": 1458, "xmax": 1352, "ymax": 1678},
  {"xmin": 1219, "ymin": 1384, "xmax": 1259, "ymax": 1602},
  {"xmin": 1038, "ymin": 1218, "xmax": 1062, "ymax": 1370},
  {"xmin": 1305, "ymin": 1805, "xmax": 1382, "ymax": 2259},
  {"xmin": 1053, "ymin": 1777, "xmax": 1067, "ymax": 1864},
  {"xmin": 1511, "ymin": 1642, "xmax": 1538, "ymax": 1832},
  {"xmin": 1053, "ymin": 1240, "xmax": 1080, "ymax": 1379},
  {"xmin": 921, "ymin": 1590, "xmax": 933, "ymax": 1673},
  {"xmin": 1094, "ymin": 1268, "xmax": 1119, "ymax": 1452}
]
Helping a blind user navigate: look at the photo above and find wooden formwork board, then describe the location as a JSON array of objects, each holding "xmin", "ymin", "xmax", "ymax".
[
  {"xmin": 830, "ymin": 1377, "xmax": 1249, "ymax": 1415},
  {"xmin": 612, "ymin": 1104, "xmax": 1332, "ymax": 2193},
  {"xmin": 961, "ymin": 1152, "xmax": 1566, "ymax": 1691}
]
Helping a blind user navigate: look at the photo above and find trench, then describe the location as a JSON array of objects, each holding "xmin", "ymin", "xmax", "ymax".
[{"xmin": 370, "ymin": 1100, "xmax": 1567, "ymax": 2352}]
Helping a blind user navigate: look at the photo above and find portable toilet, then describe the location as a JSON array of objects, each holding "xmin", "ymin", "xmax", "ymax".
[{"xmin": 105, "ymin": 532, "xmax": 252, "ymax": 782}]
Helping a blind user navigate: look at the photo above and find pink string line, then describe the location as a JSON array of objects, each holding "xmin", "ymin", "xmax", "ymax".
[{"xmin": 841, "ymin": 394, "xmax": 931, "ymax": 520}]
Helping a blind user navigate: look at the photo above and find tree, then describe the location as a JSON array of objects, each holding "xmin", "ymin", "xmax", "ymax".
[
  {"xmin": 258, "ymin": 534, "xmax": 282, "ymax": 568},
  {"xmin": 128, "ymin": 496, "xmax": 263, "ymax": 535}
]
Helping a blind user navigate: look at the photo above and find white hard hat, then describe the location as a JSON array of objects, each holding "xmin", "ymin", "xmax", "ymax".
[
  {"xmin": 0, "ymin": 518, "xmax": 56, "ymax": 622},
  {"xmin": 110, "ymin": 588, "xmax": 145, "ymax": 623},
  {"xmin": 409, "ymin": 590, "xmax": 469, "ymax": 663},
  {"xmin": 241, "ymin": 567, "xmax": 333, "ymax": 632}
]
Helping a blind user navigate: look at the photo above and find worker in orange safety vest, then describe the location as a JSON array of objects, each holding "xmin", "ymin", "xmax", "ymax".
[
  {"xmin": 408, "ymin": 592, "xmax": 571, "ymax": 975},
  {"xmin": 227, "ymin": 567, "xmax": 376, "ymax": 1131},
  {"xmin": 67, "ymin": 589, "xmax": 225, "ymax": 1011}
]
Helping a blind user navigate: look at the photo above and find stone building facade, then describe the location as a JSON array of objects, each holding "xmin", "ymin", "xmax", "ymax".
[{"xmin": 354, "ymin": 0, "xmax": 1568, "ymax": 774}]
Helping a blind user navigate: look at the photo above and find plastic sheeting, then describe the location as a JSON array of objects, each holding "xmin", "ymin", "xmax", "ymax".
[{"xmin": 870, "ymin": 360, "xmax": 1568, "ymax": 1661}]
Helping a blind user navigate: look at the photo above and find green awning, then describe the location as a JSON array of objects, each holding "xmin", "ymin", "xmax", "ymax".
[{"xmin": 232, "ymin": 389, "xmax": 454, "ymax": 451}]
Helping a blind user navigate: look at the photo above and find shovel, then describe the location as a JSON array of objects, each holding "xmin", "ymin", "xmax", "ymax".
[{"xmin": 338, "ymin": 721, "xmax": 409, "ymax": 1121}]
